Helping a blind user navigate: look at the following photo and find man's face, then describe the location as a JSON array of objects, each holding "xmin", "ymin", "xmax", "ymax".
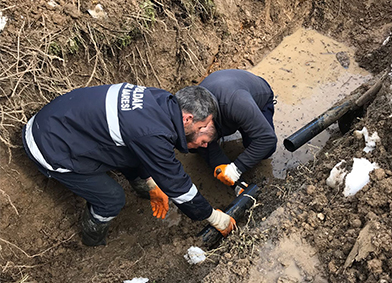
[
  {"xmin": 187, "ymin": 120, "xmax": 215, "ymax": 149},
  {"xmin": 183, "ymin": 114, "xmax": 213, "ymax": 142},
  {"xmin": 187, "ymin": 132, "xmax": 212, "ymax": 149}
]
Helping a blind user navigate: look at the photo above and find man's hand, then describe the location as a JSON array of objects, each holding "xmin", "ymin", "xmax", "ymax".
[
  {"xmin": 148, "ymin": 179, "xmax": 169, "ymax": 219},
  {"xmin": 214, "ymin": 163, "xmax": 242, "ymax": 186},
  {"xmin": 206, "ymin": 209, "xmax": 237, "ymax": 237}
]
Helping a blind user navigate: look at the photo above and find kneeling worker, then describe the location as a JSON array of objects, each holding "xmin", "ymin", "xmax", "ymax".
[{"xmin": 22, "ymin": 83, "xmax": 236, "ymax": 246}]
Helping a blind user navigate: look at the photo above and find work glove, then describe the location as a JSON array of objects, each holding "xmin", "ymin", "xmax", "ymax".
[
  {"xmin": 147, "ymin": 178, "xmax": 169, "ymax": 219},
  {"xmin": 206, "ymin": 209, "xmax": 237, "ymax": 237},
  {"xmin": 214, "ymin": 163, "xmax": 242, "ymax": 186}
]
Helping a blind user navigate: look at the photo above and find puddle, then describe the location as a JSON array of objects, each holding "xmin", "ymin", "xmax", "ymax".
[
  {"xmin": 248, "ymin": 233, "xmax": 327, "ymax": 283},
  {"xmin": 245, "ymin": 207, "xmax": 328, "ymax": 282},
  {"xmin": 248, "ymin": 27, "xmax": 372, "ymax": 178}
]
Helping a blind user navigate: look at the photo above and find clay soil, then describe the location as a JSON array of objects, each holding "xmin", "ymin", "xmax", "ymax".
[{"xmin": 1, "ymin": 0, "xmax": 392, "ymax": 282}]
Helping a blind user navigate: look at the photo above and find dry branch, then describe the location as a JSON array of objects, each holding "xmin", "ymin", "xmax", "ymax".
[
  {"xmin": 0, "ymin": 233, "xmax": 76, "ymax": 259},
  {"xmin": 0, "ymin": 188, "xmax": 19, "ymax": 215}
]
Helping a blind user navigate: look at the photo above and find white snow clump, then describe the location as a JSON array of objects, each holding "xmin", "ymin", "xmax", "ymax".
[
  {"xmin": 354, "ymin": 127, "xmax": 380, "ymax": 153},
  {"xmin": 343, "ymin": 158, "xmax": 379, "ymax": 197},
  {"xmin": 184, "ymin": 246, "xmax": 206, "ymax": 264},
  {"xmin": 47, "ymin": 0, "xmax": 58, "ymax": 8},
  {"xmin": 88, "ymin": 4, "xmax": 107, "ymax": 19},
  {"xmin": 123, "ymin": 278, "xmax": 149, "ymax": 283},
  {"xmin": 0, "ymin": 12, "xmax": 8, "ymax": 32}
]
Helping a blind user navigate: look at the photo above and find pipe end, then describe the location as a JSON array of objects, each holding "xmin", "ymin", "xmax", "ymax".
[{"xmin": 283, "ymin": 139, "xmax": 296, "ymax": 152}]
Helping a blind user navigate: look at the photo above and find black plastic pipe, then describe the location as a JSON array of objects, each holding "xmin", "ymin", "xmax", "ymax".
[
  {"xmin": 197, "ymin": 183, "xmax": 260, "ymax": 247},
  {"xmin": 284, "ymin": 70, "xmax": 388, "ymax": 152},
  {"xmin": 283, "ymin": 101, "xmax": 353, "ymax": 152}
]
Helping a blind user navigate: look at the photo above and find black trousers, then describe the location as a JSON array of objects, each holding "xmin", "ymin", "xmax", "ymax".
[{"xmin": 22, "ymin": 126, "xmax": 150, "ymax": 221}]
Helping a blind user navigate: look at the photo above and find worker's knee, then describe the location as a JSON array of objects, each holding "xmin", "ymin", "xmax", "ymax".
[
  {"xmin": 91, "ymin": 193, "xmax": 125, "ymax": 219},
  {"xmin": 81, "ymin": 177, "xmax": 126, "ymax": 218},
  {"xmin": 263, "ymin": 144, "xmax": 277, "ymax": 159},
  {"xmin": 103, "ymin": 187, "xmax": 126, "ymax": 216}
]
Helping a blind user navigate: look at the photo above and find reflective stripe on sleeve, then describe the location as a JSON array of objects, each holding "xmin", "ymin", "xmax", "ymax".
[
  {"xmin": 25, "ymin": 115, "xmax": 71, "ymax": 173},
  {"xmin": 105, "ymin": 83, "xmax": 125, "ymax": 146},
  {"xmin": 171, "ymin": 183, "xmax": 198, "ymax": 204}
]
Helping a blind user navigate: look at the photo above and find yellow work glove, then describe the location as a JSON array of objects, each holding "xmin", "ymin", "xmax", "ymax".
[
  {"xmin": 206, "ymin": 209, "xmax": 237, "ymax": 237},
  {"xmin": 214, "ymin": 163, "xmax": 242, "ymax": 186},
  {"xmin": 147, "ymin": 178, "xmax": 169, "ymax": 219}
]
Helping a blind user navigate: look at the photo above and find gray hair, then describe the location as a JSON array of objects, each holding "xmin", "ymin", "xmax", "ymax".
[{"xmin": 175, "ymin": 86, "xmax": 217, "ymax": 122}]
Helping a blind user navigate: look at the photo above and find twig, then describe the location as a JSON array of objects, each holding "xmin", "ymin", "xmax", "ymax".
[
  {"xmin": 265, "ymin": 0, "xmax": 271, "ymax": 26},
  {"xmin": 2, "ymin": 264, "xmax": 43, "ymax": 272},
  {"xmin": 341, "ymin": 76, "xmax": 352, "ymax": 88},
  {"xmin": 10, "ymin": 55, "xmax": 35, "ymax": 98},
  {"xmin": 135, "ymin": 45, "xmax": 149, "ymax": 78},
  {"xmin": 180, "ymin": 45, "xmax": 203, "ymax": 76},
  {"xmin": 0, "ymin": 5, "xmax": 16, "ymax": 12},
  {"xmin": 0, "ymin": 189, "xmax": 19, "ymax": 215},
  {"xmin": 16, "ymin": 20, "xmax": 25, "ymax": 74},
  {"xmin": 0, "ymin": 68, "xmax": 42, "ymax": 82},
  {"xmin": 85, "ymin": 24, "xmax": 100, "ymax": 87},
  {"xmin": 244, "ymin": 194, "xmax": 262, "ymax": 226},
  {"xmin": 143, "ymin": 34, "xmax": 162, "ymax": 87},
  {"xmin": 0, "ymin": 233, "xmax": 76, "ymax": 259},
  {"xmin": 338, "ymin": 0, "xmax": 342, "ymax": 17}
]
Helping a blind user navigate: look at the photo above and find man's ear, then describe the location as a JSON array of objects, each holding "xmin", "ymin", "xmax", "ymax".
[{"xmin": 182, "ymin": 112, "xmax": 194, "ymax": 127}]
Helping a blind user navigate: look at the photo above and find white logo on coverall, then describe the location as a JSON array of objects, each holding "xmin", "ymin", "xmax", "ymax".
[{"xmin": 121, "ymin": 83, "xmax": 146, "ymax": 111}]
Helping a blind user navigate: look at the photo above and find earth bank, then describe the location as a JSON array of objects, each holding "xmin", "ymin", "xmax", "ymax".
[{"xmin": 0, "ymin": 0, "xmax": 392, "ymax": 282}]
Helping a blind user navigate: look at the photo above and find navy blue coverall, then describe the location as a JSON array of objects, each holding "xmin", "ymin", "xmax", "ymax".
[
  {"xmin": 199, "ymin": 69, "xmax": 277, "ymax": 173},
  {"xmin": 22, "ymin": 83, "xmax": 213, "ymax": 222}
]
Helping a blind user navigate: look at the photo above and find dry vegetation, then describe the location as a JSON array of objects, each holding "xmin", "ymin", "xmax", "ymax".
[{"xmin": 0, "ymin": 1, "xmax": 217, "ymax": 156}]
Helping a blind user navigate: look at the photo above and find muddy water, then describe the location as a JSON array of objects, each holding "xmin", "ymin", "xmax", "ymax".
[
  {"xmin": 249, "ymin": 28, "xmax": 372, "ymax": 179},
  {"xmin": 176, "ymin": 28, "xmax": 371, "ymax": 210}
]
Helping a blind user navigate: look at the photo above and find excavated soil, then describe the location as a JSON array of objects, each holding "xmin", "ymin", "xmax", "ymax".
[{"xmin": 1, "ymin": 0, "xmax": 392, "ymax": 282}]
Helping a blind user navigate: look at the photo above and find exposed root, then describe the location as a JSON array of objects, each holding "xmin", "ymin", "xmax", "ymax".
[
  {"xmin": 0, "ymin": 233, "xmax": 76, "ymax": 259},
  {"xmin": 180, "ymin": 44, "xmax": 204, "ymax": 77},
  {"xmin": 0, "ymin": 188, "xmax": 19, "ymax": 215}
]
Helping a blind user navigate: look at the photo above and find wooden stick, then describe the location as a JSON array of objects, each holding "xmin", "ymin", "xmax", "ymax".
[{"xmin": 355, "ymin": 69, "xmax": 390, "ymax": 107}]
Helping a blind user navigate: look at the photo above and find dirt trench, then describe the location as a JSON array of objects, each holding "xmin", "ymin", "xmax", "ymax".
[{"xmin": 1, "ymin": 0, "xmax": 392, "ymax": 282}]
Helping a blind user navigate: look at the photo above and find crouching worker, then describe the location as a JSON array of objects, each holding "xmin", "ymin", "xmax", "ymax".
[
  {"xmin": 22, "ymin": 83, "xmax": 236, "ymax": 246},
  {"xmin": 198, "ymin": 69, "xmax": 278, "ymax": 188}
]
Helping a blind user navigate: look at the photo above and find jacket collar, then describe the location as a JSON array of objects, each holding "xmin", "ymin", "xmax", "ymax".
[
  {"xmin": 206, "ymin": 90, "xmax": 223, "ymax": 140},
  {"xmin": 170, "ymin": 96, "xmax": 189, "ymax": 153}
]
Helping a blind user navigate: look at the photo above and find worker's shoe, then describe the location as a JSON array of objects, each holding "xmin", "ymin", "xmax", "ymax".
[
  {"xmin": 81, "ymin": 205, "xmax": 111, "ymax": 246},
  {"xmin": 129, "ymin": 177, "xmax": 151, "ymax": 199}
]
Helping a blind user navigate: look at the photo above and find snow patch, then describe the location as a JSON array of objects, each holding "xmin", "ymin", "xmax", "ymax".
[
  {"xmin": 123, "ymin": 278, "xmax": 149, "ymax": 283},
  {"xmin": 354, "ymin": 127, "xmax": 380, "ymax": 153},
  {"xmin": 343, "ymin": 158, "xmax": 379, "ymax": 197},
  {"xmin": 0, "ymin": 12, "xmax": 8, "ymax": 32},
  {"xmin": 88, "ymin": 4, "xmax": 107, "ymax": 19},
  {"xmin": 47, "ymin": 0, "xmax": 58, "ymax": 8},
  {"xmin": 184, "ymin": 246, "xmax": 206, "ymax": 264}
]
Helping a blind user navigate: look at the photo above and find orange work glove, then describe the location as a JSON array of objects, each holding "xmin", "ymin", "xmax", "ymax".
[
  {"xmin": 214, "ymin": 163, "xmax": 242, "ymax": 186},
  {"xmin": 147, "ymin": 178, "xmax": 169, "ymax": 219},
  {"xmin": 206, "ymin": 209, "xmax": 237, "ymax": 237}
]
